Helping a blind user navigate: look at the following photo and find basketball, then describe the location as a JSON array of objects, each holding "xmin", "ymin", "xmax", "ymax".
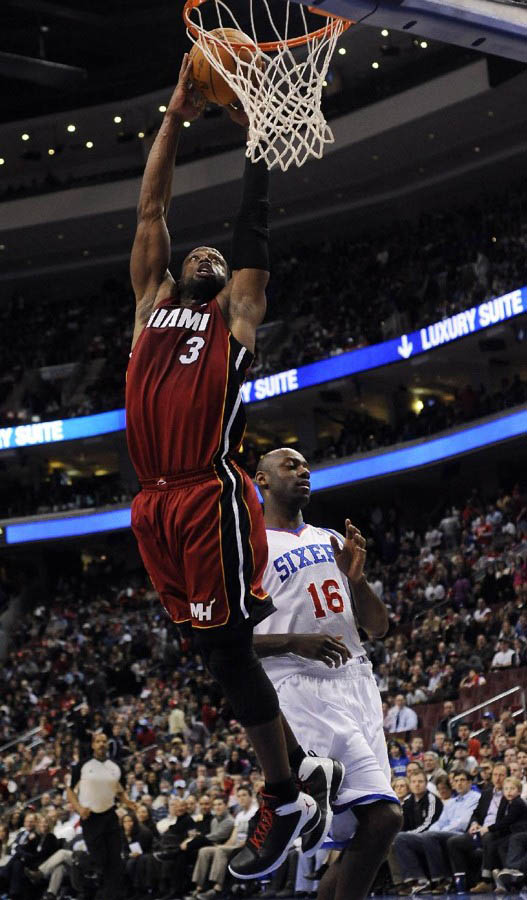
[{"xmin": 189, "ymin": 27, "xmax": 256, "ymax": 106}]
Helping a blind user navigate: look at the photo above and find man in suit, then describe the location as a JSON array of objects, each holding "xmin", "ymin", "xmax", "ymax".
[
  {"xmin": 446, "ymin": 762, "xmax": 507, "ymax": 892},
  {"xmin": 0, "ymin": 810, "xmax": 39, "ymax": 899}
]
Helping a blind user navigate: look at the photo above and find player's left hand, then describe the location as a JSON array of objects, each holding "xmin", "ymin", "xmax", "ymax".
[{"xmin": 330, "ymin": 519, "xmax": 367, "ymax": 585}]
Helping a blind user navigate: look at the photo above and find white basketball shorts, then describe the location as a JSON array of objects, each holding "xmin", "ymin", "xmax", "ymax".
[{"xmin": 275, "ymin": 657, "xmax": 398, "ymax": 844}]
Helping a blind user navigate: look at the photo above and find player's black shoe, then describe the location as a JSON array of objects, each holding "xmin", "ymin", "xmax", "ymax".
[
  {"xmin": 298, "ymin": 753, "xmax": 345, "ymax": 857},
  {"xmin": 228, "ymin": 790, "xmax": 320, "ymax": 880}
]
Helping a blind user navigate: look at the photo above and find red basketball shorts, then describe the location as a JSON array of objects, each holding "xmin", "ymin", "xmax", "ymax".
[{"xmin": 131, "ymin": 460, "xmax": 275, "ymax": 630}]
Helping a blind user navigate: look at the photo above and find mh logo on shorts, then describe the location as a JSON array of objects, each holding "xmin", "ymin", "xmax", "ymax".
[{"xmin": 190, "ymin": 598, "xmax": 216, "ymax": 622}]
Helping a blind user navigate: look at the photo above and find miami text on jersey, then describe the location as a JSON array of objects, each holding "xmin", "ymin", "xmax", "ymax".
[
  {"xmin": 146, "ymin": 307, "xmax": 211, "ymax": 332},
  {"xmin": 272, "ymin": 542, "xmax": 336, "ymax": 582}
]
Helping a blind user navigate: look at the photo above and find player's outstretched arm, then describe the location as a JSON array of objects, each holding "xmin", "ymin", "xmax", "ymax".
[
  {"xmin": 224, "ymin": 154, "xmax": 270, "ymax": 354},
  {"xmin": 130, "ymin": 55, "xmax": 204, "ymax": 340}
]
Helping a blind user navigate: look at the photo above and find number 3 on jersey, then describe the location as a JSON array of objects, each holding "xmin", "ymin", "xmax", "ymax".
[
  {"xmin": 307, "ymin": 579, "xmax": 344, "ymax": 619},
  {"xmin": 179, "ymin": 336, "xmax": 205, "ymax": 365}
]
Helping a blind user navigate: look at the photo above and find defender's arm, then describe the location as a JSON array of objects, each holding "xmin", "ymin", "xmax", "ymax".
[
  {"xmin": 130, "ymin": 55, "xmax": 203, "ymax": 345},
  {"xmin": 350, "ymin": 575, "xmax": 389, "ymax": 639},
  {"xmin": 221, "ymin": 155, "xmax": 270, "ymax": 353},
  {"xmin": 253, "ymin": 632, "xmax": 351, "ymax": 667}
]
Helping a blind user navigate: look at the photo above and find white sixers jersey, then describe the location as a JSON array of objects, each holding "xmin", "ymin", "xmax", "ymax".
[{"xmin": 255, "ymin": 523, "xmax": 366, "ymax": 686}]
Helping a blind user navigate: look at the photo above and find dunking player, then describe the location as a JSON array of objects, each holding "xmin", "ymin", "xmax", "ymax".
[
  {"xmin": 125, "ymin": 56, "xmax": 341, "ymax": 880},
  {"xmin": 254, "ymin": 448, "xmax": 402, "ymax": 900}
]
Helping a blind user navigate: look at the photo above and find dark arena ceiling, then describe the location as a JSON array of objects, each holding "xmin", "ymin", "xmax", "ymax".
[
  {"xmin": 1, "ymin": 0, "xmax": 480, "ymax": 124},
  {"xmin": 1, "ymin": 0, "xmax": 193, "ymax": 122}
]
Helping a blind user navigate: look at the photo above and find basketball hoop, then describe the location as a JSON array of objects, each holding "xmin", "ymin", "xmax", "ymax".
[{"xmin": 183, "ymin": 0, "xmax": 353, "ymax": 171}]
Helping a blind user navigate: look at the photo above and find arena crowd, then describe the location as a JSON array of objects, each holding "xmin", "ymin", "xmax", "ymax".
[
  {"xmin": 1, "ymin": 177, "xmax": 526, "ymax": 430},
  {"xmin": 1, "ymin": 478, "xmax": 527, "ymax": 898}
]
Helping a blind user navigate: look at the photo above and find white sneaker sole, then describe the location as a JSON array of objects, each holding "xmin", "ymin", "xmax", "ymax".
[{"xmin": 302, "ymin": 758, "xmax": 345, "ymax": 858}]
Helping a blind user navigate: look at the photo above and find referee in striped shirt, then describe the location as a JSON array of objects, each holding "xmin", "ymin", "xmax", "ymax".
[{"xmin": 67, "ymin": 732, "xmax": 136, "ymax": 899}]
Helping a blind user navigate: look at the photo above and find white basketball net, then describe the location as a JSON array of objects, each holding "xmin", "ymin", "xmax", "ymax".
[{"xmin": 185, "ymin": 0, "xmax": 349, "ymax": 171}]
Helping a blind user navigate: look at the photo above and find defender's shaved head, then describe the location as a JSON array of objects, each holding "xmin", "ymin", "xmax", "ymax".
[
  {"xmin": 255, "ymin": 448, "xmax": 311, "ymax": 515},
  {"xmin": 256, "ymin": 447, "xmax": 292, "ymax": 475}
]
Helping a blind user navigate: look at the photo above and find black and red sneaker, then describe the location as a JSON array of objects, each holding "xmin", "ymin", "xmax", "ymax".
[
  {"xmin": 228, "ymin": 790, "xmax": 320, "ymax": 880},
  {"xmin": 298, "ymin": 754, "xmax": 345, "ymax": 856}
]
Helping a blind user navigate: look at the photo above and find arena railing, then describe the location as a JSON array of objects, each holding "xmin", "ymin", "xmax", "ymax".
[
  {"xmin": 0, "ymin": 725, "xmax": 41, "ymax": 755},
  {"xmin": 450, "ymin": 684, "xmax": 526, "ymax": 737}
]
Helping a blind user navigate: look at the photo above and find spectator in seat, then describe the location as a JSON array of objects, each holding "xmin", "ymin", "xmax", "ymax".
[
  {"xmin": 191, "ymin": 786, "xmax": 257, "ymax": 900},
  {"xmin": 460, "ymin": 668, "xmax": 487, "ymax": 689},
  {"xmin": 492, "ymin": 734, "xmax": 508, "ymax": 763},
  {"xmin": 393, "ymin": 777, "xmax": 411, "ymax": 804},
  {"xmin": 475, "ymin": 762, "xmax": 494, "ymax": 791},
  {"xmin": 453, "ymin": 742, "xmax": 479, "ymax": 776},
  {"xmin": 468, "ymin": 776, "xmax": 527, "ymax": 893},
  {"xmin": 390, "ymin": 770, "xmax": 443, "ymax": 892},
  {"xmin": 392, "ymin": 771, "xmax": 480, "ymax": 894},
  {"xmin": 491, "ymin": 638, "xmax": 516, "ymax": 669},
  {"xmin": 435, "ymin": 775, "xmax": 453, "ymax": 803},
  {"xmin": 494, "ymin": 784, "xmax": 527, "ymax": 891},
  {"xmin": 437, "ymin": 701, "xmax": 457, "ymax": 739},
  {"xmin": 445, "ymin": 762, "xmax": 507, "ymax": 892},
  {"xmin": 384, "ymin": 694, "xmax": 418, "ymax": 733},
  {"xmin": 422, "ymin": 752, "xmax": 443, "ymax": 795},
  {"xmin": 457, "ymin": 724, "xmax": 481, "ymax": 761},
  {"xmin": 389, "ymin": 742, "xmax": 410, "ymax": 777},
  {"xmin": 0, "ymin": 810, "xmax": 39, "ymax": 899}
]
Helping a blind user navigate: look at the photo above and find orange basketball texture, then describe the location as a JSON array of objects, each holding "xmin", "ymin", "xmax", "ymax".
[{"xmin": 189, "ymin": 27, "xmax": 256, "ymax": 106}]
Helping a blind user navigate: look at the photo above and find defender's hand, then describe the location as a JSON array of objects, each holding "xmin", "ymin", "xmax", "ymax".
[
  {"xmin": 330, "ymin": 519, "xmax": 367, "ymax": 585},
  {"xmin": 167, "ymin": 53, "xmax": 206, "ymax": 121},
  {"xmin": 79, "ymin": 806, "xmax": 91, "ymax": 820},
  {"xmin": 289, "ymin": 633, "xmax": 351, "ymax": 668}
]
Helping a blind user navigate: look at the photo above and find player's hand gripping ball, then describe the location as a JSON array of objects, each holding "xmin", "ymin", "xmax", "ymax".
[
  {"xmin": 189, "ymin": 27, "xmax": 258, "ymax": 107},
  {"xmin": 169, "ymin": 53, "xmax": 206, "ymax": 121}
]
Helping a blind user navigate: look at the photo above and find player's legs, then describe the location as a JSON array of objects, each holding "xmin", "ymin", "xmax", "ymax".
[
  {"xmin": 149, "ymin": 469, "xmax": 334, "ymax": 878},
  {"xmin": 318, "ymin": 803, "xmax": 402, "ymax": 900},
  {"xmin": 131, "ymin": 490, "xmax": 189, "ymax": 623},
  {"xmin": 276, "ymin": 669, "xmax": 401, "ymax": 899}
]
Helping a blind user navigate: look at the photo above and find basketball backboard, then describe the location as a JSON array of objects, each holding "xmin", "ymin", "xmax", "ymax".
[{"xmin": 291, "ymin": 0, "xmax": 527, "ymax": 61}]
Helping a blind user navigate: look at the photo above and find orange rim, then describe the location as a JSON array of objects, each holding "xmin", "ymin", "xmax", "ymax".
[{"xmin": 183, "ymin": 0, "xmax": 353, "ymax": 51}]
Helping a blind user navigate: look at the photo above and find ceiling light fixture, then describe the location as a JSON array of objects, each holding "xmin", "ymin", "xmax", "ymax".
[
  {"xmin": 113, "ymin": 115, "xmax": 122, "ymax": 124},
  {"xmin": 372, "ymin": 61, "xmax": 379, "ymax": 69},
  {"xmin": 381, "ymin": 28, "xmax": 389, "ymax": 37},
  {"xmin": 138, "ymin": 131, "xmax": 145, "ymax": 138},
  {"xmin": 183, "ymin": 121, "xmax": 191, "ymax": 128},
  {"xmin": 21, "ymin": 133, "xmax": 30, "ymax": 141},
  {"xmin": 158, "ymin": 104, "xmax": 167, "ymax": 112},
  {"xmin": 338, "ymin": 47, "xmax": 346, "ymax": 55},
  {"xmin": 66, "ymin": 124, "xmax": 76, "ymax": 133},
  {"xmin": 85, "ymin": 141, "xmax": 94, "ymax": 148},
  {"xmin": 48, "ymin": 148, "xmax": 55, "ymax": 155},
  {"xmin": 420, "ymin": 40, "xmax": 428, "ymax": 48}
]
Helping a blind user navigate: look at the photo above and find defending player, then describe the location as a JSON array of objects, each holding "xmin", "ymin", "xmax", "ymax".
[
  {"xmin": 126, "ymin": 56, "xmax": 340, "ymax": 880},
  {"xmin": 254, "ymin": 448, "xmax": 403, "ymax": 900}
]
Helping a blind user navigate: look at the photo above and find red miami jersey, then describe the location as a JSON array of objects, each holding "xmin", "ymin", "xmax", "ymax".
[{"xmin": 126, "ymin": 298, "xmax": 252, "ymax": 481}]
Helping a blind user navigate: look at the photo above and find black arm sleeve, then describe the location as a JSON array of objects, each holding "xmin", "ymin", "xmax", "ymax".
[{"xmin": 231, "ymin": 155, "xmax": 270, "ymax": 272}]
